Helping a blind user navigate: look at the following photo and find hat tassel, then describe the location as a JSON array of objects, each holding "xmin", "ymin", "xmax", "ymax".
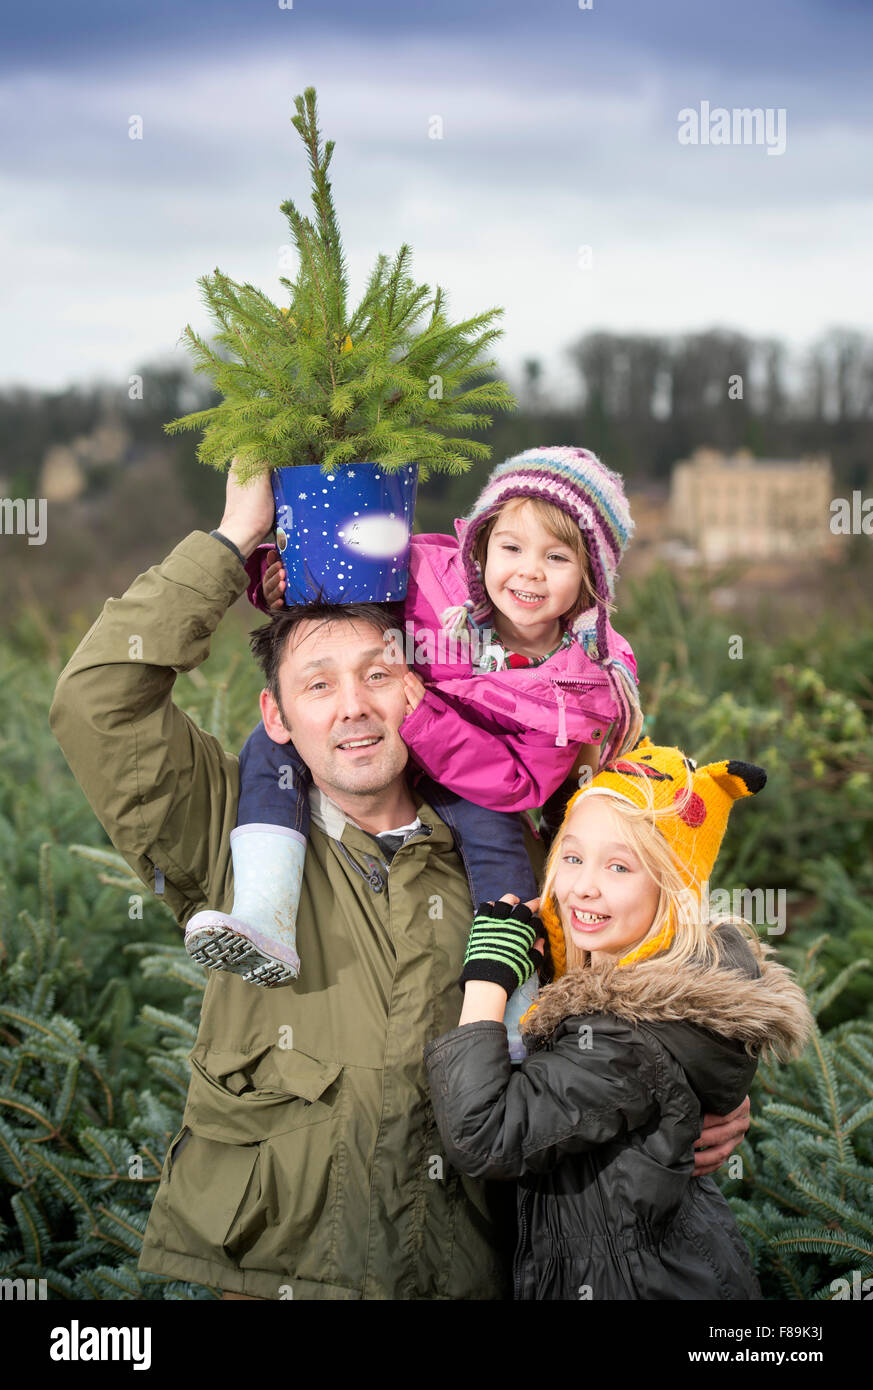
[{"xmin": 440, "ymin": 600, "xmax": 475, "ymax": 639}]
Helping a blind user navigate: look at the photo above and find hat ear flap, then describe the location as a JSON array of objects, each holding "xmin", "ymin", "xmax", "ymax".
[
  {"xmin": 538, "ymin": 892, "xmax": 567, "ymax": 980},
  {"xmin": 629, "ymin": 735, "xmax": 655, "ymax": 755},
  {"xmin": 707, "ymin": 759, "xmax": 767, "ymax": 801}
]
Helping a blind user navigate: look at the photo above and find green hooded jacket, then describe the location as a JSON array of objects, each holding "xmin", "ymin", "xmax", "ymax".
[{"xmin": 49, "ymin": 531, "xmax": 542, "ymax": 1300}]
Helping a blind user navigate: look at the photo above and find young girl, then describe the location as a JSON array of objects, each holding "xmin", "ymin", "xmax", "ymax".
[
  {"xmin": 184, "ymin": 446, "xmax": 643, "ymax": 1054},
  {"xmin": 423, "ymin": 738, "xmax": 813, "ymax": 1300}
]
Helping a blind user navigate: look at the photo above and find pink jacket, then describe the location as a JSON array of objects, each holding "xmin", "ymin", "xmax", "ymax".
[{"xmin": 247, "ymin": 530, "xmax": 642, "ymax": 814}]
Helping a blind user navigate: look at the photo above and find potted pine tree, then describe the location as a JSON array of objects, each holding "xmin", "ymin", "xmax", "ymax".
[{"xmin": 164, "ymin": 86, "xmax": 516, "ymax": 603}]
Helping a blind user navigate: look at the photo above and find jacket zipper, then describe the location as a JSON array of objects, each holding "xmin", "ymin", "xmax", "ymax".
[
  {"xmin": 438, "ymin": 670, "xmax": 611, "ymax": 744},
  {"xmin": 514, "ymin": 1186, "xmax": 531, "ymax": 1300},
  {"xmin": 547, "ymin": 675, "xmax": 608, "ymax": 748},
  {"xmin": 334, "ymin": 839, "xmax": 386, "ymax": 892},
  {"xmin": 335, "ymin": 823, "xmax": 436, "ymax": 894}
]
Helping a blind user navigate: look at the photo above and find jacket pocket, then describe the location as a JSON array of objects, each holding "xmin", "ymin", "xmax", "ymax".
[
  {"xmin": 151, "ymin": 1123, "xmax": 262, "ymax": 1266},
  {"xmin": 169, "ymin": 1124, "xmax": 192, "ymax": 1166},
  {"xmin": 185, "ymin": 1042, "xmax": 344, "ymax": 1144}
]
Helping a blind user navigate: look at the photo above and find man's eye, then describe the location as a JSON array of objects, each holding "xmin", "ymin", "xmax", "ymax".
[
  {"xmin": 309, "ymin": 681, "xmax": 328, "ymax": 692},
  {"xmin": 368, "ymin": 670, "xmax": 388, "ymax": 681}
]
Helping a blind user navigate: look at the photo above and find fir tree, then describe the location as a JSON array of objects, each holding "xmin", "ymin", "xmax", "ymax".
[
  {"xmin": 722, "ymin": 938, "xmax": 873, "ymax": 1299},
  {"xmin": 0, "ymin": 844, "xmax": 212, "ymax": 1298},
  {"xmin": 0, "ymin": 625, "xmax": 263, "ymax": 1300},
  {"xmin": 164, "ymin": 87, "xmax": 516, "ymax": 482}
]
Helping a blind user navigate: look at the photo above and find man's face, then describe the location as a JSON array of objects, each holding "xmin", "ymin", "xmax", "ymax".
[{"xmin": 260, "ymin": 617, "xmax": 411, "ymax": 800}]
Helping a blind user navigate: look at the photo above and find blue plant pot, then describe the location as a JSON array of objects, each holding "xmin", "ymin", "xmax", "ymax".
[{"xmin": 270, "ymin": 461, "xmax": 419, "ymax": 605}]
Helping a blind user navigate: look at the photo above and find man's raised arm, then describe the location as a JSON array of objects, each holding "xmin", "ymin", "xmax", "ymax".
[{"xmin": 49, "ymin": 466, "xmax": 275, "ymax": 926}]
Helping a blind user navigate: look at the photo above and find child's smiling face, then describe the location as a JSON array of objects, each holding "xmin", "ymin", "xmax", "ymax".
[
  {"xmin": 553, "ymin": 796, "xmax": 661, "ymax": 962},
  {"xmin": 483, "ymin": 499, "xmax": 586, "ymax": 636}
]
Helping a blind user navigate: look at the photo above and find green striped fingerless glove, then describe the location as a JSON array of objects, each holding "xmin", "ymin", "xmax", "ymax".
[{"xmin": 459, "ymin": 899, "xmax": 544, "ymax": 996}]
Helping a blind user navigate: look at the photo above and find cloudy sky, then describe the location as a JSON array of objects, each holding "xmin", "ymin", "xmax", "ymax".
[{"xmin": 2, "ymin": 0, "xmax": 871, "ymax": 401}]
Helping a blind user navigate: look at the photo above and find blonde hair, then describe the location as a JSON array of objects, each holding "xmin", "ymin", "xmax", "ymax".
[
  {"xmin": 539, "ymin": 768, "xmax": 759, "ymax": 974},
  {"xmin": 472, "ymin": 497, "xmax": 601, "ymax": 626}
]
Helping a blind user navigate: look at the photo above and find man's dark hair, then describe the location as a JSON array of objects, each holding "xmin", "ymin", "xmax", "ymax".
[{"xmin": 249, "ymin": 598, "xmax": 403, "ymax": 724}]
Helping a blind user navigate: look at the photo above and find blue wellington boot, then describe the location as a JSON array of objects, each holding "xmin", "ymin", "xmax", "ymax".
[
  {"xmin": 503, "ymin": 973, "xmax": 540, "ymax": 1063},
  {"xmin": 184, "ymin": 824, "xmax": 306, "ymax": 988}
]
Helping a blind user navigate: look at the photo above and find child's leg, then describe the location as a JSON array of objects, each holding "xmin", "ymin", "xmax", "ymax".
[
  {"xmin": 416, "ymin": 776, "xmax": 540, "ymax": 1063},
  {"xmin": 237, "ymin": 721, "xmax": 310, "ymax": 836},
  {"xmin": 184, "ymin": 723, "xmax": 310, "ymax": 987},
  {"xmin": 416, "ymin": 776, "xmax": 538, "ymax": 905}
]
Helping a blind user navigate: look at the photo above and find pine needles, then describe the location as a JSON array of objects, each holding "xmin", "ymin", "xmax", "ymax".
[
  {"xmin": 164, "ymin": 87, "xmax": 516, "ymax": 481},
  {"xmin": 722, "ymin": 940, "xmax": 873, "ymax": 1298},
  {"xmin": 0, "ymin": 845, "xmax": 211, "ymax": 1298}
]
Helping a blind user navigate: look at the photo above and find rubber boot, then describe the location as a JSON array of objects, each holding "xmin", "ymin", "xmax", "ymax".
[
  {"xmin": 184, "ymin": 824, "xmax": 306, "ymax": 988},
  {"xmin": 503, "ymin": 973, "xmax": 540, "ymax": 1063}
]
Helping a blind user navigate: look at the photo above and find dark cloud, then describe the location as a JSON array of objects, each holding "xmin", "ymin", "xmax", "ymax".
[{"xmin": 3, "ymin": 0, "xmax": 872, "ymax": 85}]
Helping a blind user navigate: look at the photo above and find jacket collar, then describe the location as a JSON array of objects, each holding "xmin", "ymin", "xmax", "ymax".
[
  {"xmin": 308, "ymin": 782, "xmax": 454, "ymax": 852},
  {"xmin": 522, "ymin": 925, "xmax": 811, "ymax": 1064}
]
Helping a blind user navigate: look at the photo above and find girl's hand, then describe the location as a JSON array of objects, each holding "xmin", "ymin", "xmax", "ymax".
[
  {"xmin": 499, "ymin": 894, "xmax": 545, "ymax": 958},
  {"xmin": 262, "ymin": 550, "xmax": 287, "ymax": 610},
  {"xmin": 460, "ymin": 895, "xmax": 544, "ymax": 996},
  {"xmin": 458, "ymin": 894, "xmax": 544, "ymax": 1026},
  {"xmin": 497, "ymin": 889, "xmax": 539, "ymax": 922},
  {"xmin": 403, "ymin": 671, "xmax": 426, "ymax": 715}
]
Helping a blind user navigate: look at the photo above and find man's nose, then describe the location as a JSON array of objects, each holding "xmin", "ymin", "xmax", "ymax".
[{"xmin": 335, "ymin": 675, "xmax": 374, "ymax": 720}]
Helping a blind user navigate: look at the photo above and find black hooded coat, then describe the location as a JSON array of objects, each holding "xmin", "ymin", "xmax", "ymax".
[{"xmin": 424, "ymin": 926, "xmax": 811, "ymax": 1301}]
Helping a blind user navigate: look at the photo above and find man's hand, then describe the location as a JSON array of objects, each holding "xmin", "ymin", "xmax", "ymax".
[
  {"xmin": 216, "ymin": 459, "xmax": 276, "ymax": 561},
  {"xmin": 693, "ymin": 1096, "xmax": 751, "ymax": 1176}
]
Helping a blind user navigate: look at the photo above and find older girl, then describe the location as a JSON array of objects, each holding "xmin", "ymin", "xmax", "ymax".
[{"xmin": 424, "ymin": 739, "xmax": 812, "ymax": 1299}]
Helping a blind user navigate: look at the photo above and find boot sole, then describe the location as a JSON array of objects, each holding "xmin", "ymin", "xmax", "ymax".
[{"xmin": 185, "ymin": 925, "xmax": 299, "ymax": 988}]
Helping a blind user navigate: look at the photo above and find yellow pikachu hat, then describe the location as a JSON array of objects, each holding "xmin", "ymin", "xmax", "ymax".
[{"xmin": 538, "ymin": 738, "xmax": 767, "ymax": 976}]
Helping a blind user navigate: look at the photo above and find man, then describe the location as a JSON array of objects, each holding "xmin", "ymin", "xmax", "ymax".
[{"xmin": 49, "ymin": 467, "xmax": 750, "ymax": 1300}]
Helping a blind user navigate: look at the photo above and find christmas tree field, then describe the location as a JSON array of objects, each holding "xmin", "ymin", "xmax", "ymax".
[{"xmin": 1, "ymin": 589, "xmax": 871, "ymax": 1299}]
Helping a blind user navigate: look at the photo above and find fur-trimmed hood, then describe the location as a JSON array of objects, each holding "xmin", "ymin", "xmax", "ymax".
[{"xmin": 521, "ymin": 924, "xmax": 812, "ymax": 1113}]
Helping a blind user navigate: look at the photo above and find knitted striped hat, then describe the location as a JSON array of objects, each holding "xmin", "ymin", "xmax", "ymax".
[{"xmin": 457, "ymin": 446, "xmax": 634, "ymax": 663}]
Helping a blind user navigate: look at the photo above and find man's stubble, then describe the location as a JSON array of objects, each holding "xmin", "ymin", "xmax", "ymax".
[{"xmin": 275, "ymin": 690, "xmax": 410, "ymax": 805}]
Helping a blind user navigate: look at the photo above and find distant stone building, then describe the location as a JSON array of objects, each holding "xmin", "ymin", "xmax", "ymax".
[
  {"xmin": 40, "ymin": 446, "xmax": 86, "ymax": 503},
  {"xmin": 668, "ymin": 448, "xmax": 834, "ymax": 563},
  {"xmin": 38, "ymin": 418, "xmax": 132, "ymax": 503}
]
